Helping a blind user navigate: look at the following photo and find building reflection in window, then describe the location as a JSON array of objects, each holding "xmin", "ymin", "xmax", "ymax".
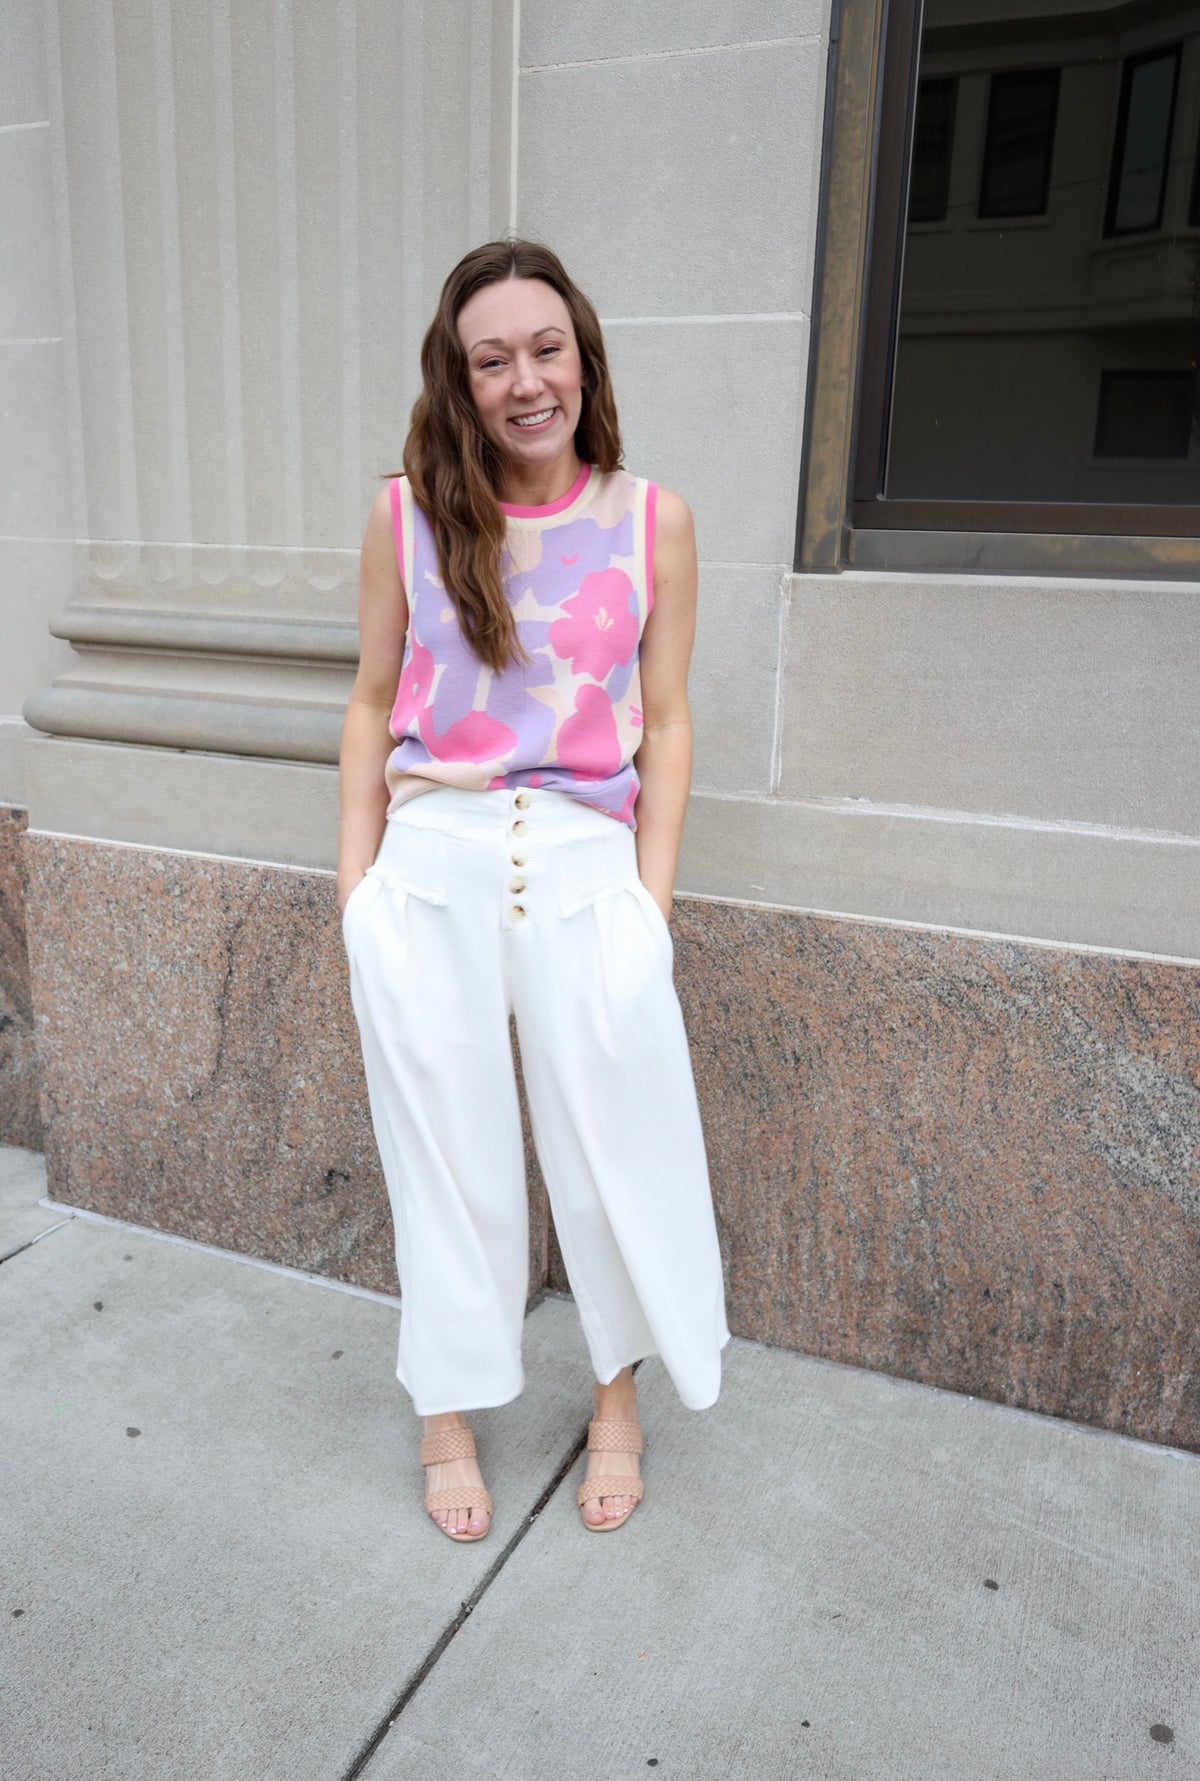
[{"xmin": 887, "ymin": 0, "xmax": 1200, "ymax": 505}]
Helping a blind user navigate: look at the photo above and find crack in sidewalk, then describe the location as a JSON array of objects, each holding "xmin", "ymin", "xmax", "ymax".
[
  {"xmin": 0, "ymin": 1213, "xmax": 76, "ymax": 1266},
  {"xmin": 338, "ymin": 1418, "xmax": 592, "ymax": 1781}
]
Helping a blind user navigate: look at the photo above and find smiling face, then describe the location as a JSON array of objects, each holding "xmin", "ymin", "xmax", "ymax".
[{"xmin": 456, "ymin": 276, "xmax": 585, "ymax": 486}]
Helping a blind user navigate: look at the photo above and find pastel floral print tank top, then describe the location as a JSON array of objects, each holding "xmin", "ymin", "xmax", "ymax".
[{"xmin": 385, "ymin": 463, "xmax": 658, "ymax": 828}]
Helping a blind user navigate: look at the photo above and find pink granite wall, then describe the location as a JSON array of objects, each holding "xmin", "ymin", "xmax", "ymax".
[
  {"xmin": 680, "ymin": 903, "xmax": 1200, "ymax": 1453},
  {"xmin": 1, "ymin": 807, "xmax": 43, "ymax": 1150},
  {"xmin": 22, "ymin": 833, "xmax": 550, "ymax": 1301},
  {"xmin": 22, "ymin": 831, "xmax": 1200, "ymax": 1452}
]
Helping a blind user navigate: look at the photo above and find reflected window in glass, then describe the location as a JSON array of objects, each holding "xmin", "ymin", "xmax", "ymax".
[{"xmin": 1105, "ymin": 45, "xmax": 1181, "ymax": 236}]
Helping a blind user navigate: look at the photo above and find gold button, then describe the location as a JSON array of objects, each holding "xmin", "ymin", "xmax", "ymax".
[
  {"xmin": 511, "ymin": 854, "xmax": 526, "ymax": 868},
  {"xmin": 512, "ymin": 819, "xmax": 528, "ymax": 836},
  {"xmin": 509, "ymin": 880, "xmax": 526, "ymax": 894},
  {"xmin": 511, "ymin": 904, "xmax": 526, "ymax": 920},
  {"xmin": 514, "ymin": 791, "xmax": 532, "ymax": 810}
]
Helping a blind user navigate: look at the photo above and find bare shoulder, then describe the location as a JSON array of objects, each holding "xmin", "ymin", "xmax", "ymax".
[
  {"xmin": 653, "ymin": 484, "xmax": 695, "ymax": 545},
  {"xmin": 361, "ymin": 480, "xmax": 403, "ymax": 585},
  {"xmin": 651, "ymin": 485, "xmax": 697, "ymax": 602},
  {"xmin": 364, "ymin": 481, "xmax": 397, "ymax": 548}
]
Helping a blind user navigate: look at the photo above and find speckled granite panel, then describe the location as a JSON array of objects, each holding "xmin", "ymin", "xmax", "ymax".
[
  {"xmin": 670, "ymin": 898, "xmax": 1200, "ymax": 1453},
  {"xmin": 0, "ymin": 807, "xmax": 43, "ymax": 1149},
  {"xmin": 23, "ymin": 836, "xmax": 549, "ymax": 1302}
]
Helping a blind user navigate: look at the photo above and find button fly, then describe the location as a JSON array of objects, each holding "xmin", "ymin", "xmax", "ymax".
[
  {"xmin": 514, "ymin": 791, "xmax": 532, "ymax": 810},
  {"xmin": 511, "ymin": 854, "xmax": 526, "ymax": 868},
  {"xmin": 509, "ymin": 879, "xmax": 526, "ymax": 894},
  {"xmin": 511, "ymin": 904, "xmax": 527, "ymax": 921},
  {"xmin": 512, "ymin": 819, "xmax": 528, "ymax": 836}
]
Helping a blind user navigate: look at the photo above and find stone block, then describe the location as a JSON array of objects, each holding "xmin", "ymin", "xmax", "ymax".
[
  {"xmin": 521, "ymin": 0, "xmax": 828, "ymax": 66},
  {"xmin": 519, "ymin": 37, "xmax": 825, "ymax": 319},
  {"xmin": 783, "ymin": 572, "xmax": 1200, "ymax": 833},
  {"xmin": 679, "ymin": 792, "xmax": 1200, "ymax": 959},
  {"xmin": 605, "ymin": 317, "xmax": 809, "ymax": 567},
  {"xmin": 691, "ymin": 563, "xmax": 783, "ymax": 794}
]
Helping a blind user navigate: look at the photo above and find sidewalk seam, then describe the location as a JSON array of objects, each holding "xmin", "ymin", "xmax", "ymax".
[
  {"xmin": 337, "ymin": 1420, "xmax": 591, "ymax": 1781},
  {"xmin": 0, "ymin": 1214, "xmax": 77, "ymax": 1266}
]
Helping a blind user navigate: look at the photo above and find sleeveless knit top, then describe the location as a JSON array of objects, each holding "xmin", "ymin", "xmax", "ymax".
[{"xmin": 385, "ymin": 463, "xmax": 657, "ymax": 828}]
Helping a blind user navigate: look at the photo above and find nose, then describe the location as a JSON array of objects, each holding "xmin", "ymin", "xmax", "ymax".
[{"xmin": 511, "ymin": 353, "xmax": 545, "ymax": 400}]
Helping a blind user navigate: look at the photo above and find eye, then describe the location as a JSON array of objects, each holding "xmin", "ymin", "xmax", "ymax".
[
  {"xmin": 477, "ymin": 356, "xmax": 504, "ymax": 372},
  {"xmin": 537, "ymin": 344, "xmax": 560, "ymax": 357}
]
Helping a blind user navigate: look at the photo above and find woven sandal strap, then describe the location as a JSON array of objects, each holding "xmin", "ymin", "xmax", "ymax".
[
  {"xmin": 577, "ymin": 1475, "xmax": 645, "ymax": 1508},
  {"xmin": 424, "ymin": 1484, "xmax": 493, "ymax": 1515},
  {"xmin": 420, "ymin": 1426, "xmax": 477, "ymax": 1465},
  {"xmin": 587, "ymin": 1418, "xmax": 643, "ymax": 1454}
]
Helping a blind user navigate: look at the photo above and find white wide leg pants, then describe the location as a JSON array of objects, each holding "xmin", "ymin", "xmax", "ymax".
[{"xmin": 343, "ymin": 786, "xmax": 730, "ymax": 1415}]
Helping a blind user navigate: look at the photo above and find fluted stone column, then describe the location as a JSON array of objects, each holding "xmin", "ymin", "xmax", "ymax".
[{"xmin": 22, "ymin": 0, "xmax": 516, "ymax": 869}]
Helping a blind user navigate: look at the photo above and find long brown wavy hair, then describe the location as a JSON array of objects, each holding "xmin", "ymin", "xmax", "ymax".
[{"xmin": 401, "ymin": 239, "xmax": 624, "ymax": 674}]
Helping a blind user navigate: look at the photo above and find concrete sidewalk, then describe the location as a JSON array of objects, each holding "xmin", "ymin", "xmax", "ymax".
[{"xmin": 3, "ymin": 1143, "xmax": 1196, "ymax": 1781}]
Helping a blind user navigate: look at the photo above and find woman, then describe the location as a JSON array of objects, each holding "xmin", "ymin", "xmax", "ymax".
[{"xmin": 338, "ymin": 239, "xmax": 728, "ymax": 1541}]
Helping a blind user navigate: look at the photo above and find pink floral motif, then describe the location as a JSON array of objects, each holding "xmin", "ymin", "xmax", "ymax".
[
  {"xmin": 431, "ymin": 710, "xmax": 518, "ymax": 764},
  {"xmin": 558, "ymin": 683, "xmax": 622, "ymax": 778},
  {"xmin": 390, "ymin": 637, "xmax": 437, "ymax": 734},
  {"xmin": 630, "ymin": 705, "xmax": 643, "ymax": 728},
  {"xmin": 392, "ymin": 637, "xmax": 517, "ymax": 764},
  {"xmin": 549, "ymin": 569, "xmax": 637, "ymax": 681}
]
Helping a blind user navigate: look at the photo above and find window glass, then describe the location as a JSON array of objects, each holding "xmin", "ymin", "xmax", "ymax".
[
  {"xmin": 884, "ymin": 0, "xmax": 1199, "ymax": 507},
  {"xmin": 1095, "ymin": 372, "xmax": 1193, "ymax": 459},
  {"xmin": 979, "ymin": 69, "xmax": 1059, "ymax": 218},
  {"xmin": 909, "ymin": 76, "xmax": 957, "ymax": 223},
  {"xmin": 1105, "ymin": 48, "xmax": 1180, "ymax": 235}
]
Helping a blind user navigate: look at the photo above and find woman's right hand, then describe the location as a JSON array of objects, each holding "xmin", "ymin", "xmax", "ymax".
[
  {"xmin": 337, "ymin": 871, "xmax": 367, "ymax": 916},
  {"xmin": 337, "ymin": 484, "xmax": 409, "ymax": 920}
]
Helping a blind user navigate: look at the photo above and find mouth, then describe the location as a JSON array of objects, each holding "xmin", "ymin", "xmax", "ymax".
[{"xmin": 508, "ymin": 407, "xmax": 558, "ymax": 432}]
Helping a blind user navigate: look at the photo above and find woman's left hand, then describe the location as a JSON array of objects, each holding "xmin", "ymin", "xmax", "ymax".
[{"xmin": 640, "ymin": 879, "xmax": 674, "ymax": 924}]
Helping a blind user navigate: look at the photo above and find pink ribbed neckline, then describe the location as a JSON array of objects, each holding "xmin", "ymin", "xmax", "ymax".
[{"xmin": 499, "ymin": 461, "xmax": 592, "ymax": 518}]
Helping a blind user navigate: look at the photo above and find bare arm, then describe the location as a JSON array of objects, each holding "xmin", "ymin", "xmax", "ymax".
[
  {"xmin": 337, "ymin": 485, "xmax": 409, "ymax": 912},
  {"xmin": 633, "ymin": 487, "xmax": 698, "ymax": 920}
]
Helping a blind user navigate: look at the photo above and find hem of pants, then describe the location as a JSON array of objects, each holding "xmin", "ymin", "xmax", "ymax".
[
  {"xmin": 399, "ymin": 1368, "xmax": 526, "ymax": 1419},
  {"xmin": 595, "ymin": 1324, "xmax": 734, "ymax": 1411}
]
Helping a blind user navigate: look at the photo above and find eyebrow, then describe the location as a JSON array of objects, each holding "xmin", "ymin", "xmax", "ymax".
[{"xmin": 468, "ymin": 325, "xmax": 567, "ymax": 354}]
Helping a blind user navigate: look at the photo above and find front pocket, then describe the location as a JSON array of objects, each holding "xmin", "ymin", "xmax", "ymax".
[
  {"xmin": 628, "ymin": 877, "xmax": 675, "ymax": 969},
  {"xmin": 341, "ymin": 870, "xmax": 385, "ymax": 952},
  {"xmin": 370, "ymin": 823, "xmax": 450, "ymax": 905},
  {"xmin": 556, "ymin": 829, "xmax": 640, "ymax": 918}
]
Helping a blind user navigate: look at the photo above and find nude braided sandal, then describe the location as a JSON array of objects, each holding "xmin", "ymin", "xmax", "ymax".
[
  {"xmin": 577, "ymin": 1417, "xmax": 645, "ymax": 1532},
  {"xmin": 420, "ymin": 1424, "xmax": 493, "ymax": 1543}
]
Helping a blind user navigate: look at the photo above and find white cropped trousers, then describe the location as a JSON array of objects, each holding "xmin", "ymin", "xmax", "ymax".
[{"xmin": 343, "ymin": 786, "xmax": 730, "ymax": 1415}]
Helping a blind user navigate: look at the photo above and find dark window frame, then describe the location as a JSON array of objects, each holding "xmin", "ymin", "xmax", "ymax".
[
  {"xmin": 795, "ymin": 0, "xmax": 1200, "ymax": 578},
  {"xmin": 1103, "ymin": 42, "xmax": 1181, "ymax": 238}
]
